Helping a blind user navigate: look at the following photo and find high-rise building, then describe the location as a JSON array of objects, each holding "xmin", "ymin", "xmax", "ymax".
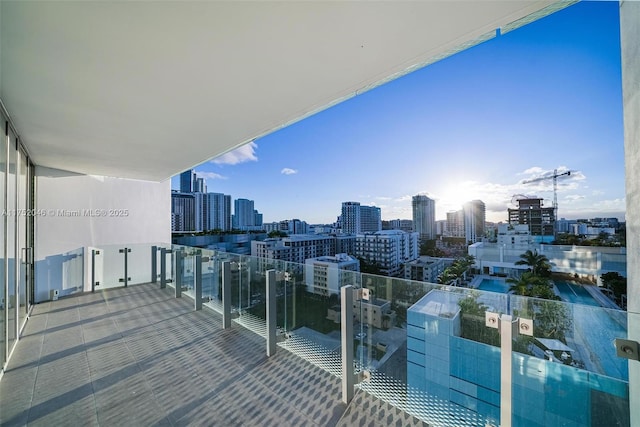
[
  {"xmin": 508, "ymin": 197, "xmax": 555, "ymax": 243},
  {"xmin": 233, "ymin": 198, "xmax": 255, "ymax": 229},
  {"xmin": 463, "ymin": 199, "xmax": 486, "ymax": 244},
  {"xmin": 412, "ymin": 195, "xmax": 436, "ymax": 241},
  {"xmin": 341, "ymin": 202, "xmax": 361, "ymax": 234},
  {"xmin": 361, "ymin": 205, "xmax": 382, "ymax": 233},
  {"xmin": 445, "ymin": 210, "xmax": 465, "ymax": 238},
  {"xmin": 388, "ymin": 219, "xmax": 414, "ymax": 232},
  {"xmin": 180, "ymin": 170, "xmax": 195, "ymax": 193},
  {"xmin": 341, "ymin": 201, "xmax": 381, "ymax": 233},
  {"xmin": 254, "ymin": 210, "xmax": 263, "ymax": 228},
  {"xmin": 354, "ymin": 230, "xmax": 419, "ymax": 277},
  {"xmin": 194, "ymin": 176, "xmax": 207, "ymax": 193},
  {"xmin": 204, "ymin": 193, "xmax": 232, "ymax": 231},
  {"xmin": 171, "ymin": 192, "xmax": 196, "ymax": 232}
]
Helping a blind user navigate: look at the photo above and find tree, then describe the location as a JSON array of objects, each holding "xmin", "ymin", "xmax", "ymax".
[
  {"xmin": 457, "ymin": 292, "xmax": 500, "ymax": 346},
  {"xmin": 268, "ymin": 230, "xmax": 288, "ymax": 238},
  {"xmin": 515, "ymin": 249, "xmax": 552, "ymax": 277},
  {"xmin": 506, "ymin": 272, "xmax": 555, "ymax": 298},
  {"xmin": 531, "ymin": 299, "xmax": 572, "ymax": 342},
  {"xmin": 438, "ymin": 255, "xmax": 476, "ymax": 286},
  {"xmin": 601, "ymin": 271, "xmax": 627, "ymax": 302},
  {"xmin": 420, "ymin": 239, "xmax": 444, "ymax": 257}
]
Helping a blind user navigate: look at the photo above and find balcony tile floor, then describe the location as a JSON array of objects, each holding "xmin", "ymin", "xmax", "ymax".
[{"xmin": 1, "ymin": 283, "xmax": 428, "ymax": 426}]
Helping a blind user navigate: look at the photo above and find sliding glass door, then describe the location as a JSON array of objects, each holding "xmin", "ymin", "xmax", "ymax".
[{"xmin": 2, "ymin": 115, "xmax": 34, "ymax": 370}]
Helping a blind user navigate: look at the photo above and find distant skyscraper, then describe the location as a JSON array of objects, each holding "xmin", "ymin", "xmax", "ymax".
[
  {"xmin": 341, "ymin": 202, "xmax": 381, "ymax": 233},
  {"xmin": 171, "ymin": 192, "xmax": 196, "ymax": 232},
  {"xmin": 204, "ymin": 193, "xmax": 232, "ymax": 231},
  {"xmin": 463, "ymin": 200, "xmax": 486, "ymax": 244},
  {"xmin": 361, "ymin": 205, "xmax": 382, "ymax": 233},
  {"xmin": 508, "ymin": 197, "xmax": 555, "ymax": 243},
  {"xmin": 180, "ymin": 170, "xmax": 195, "ymax": 193},
  {"xmin": 233, "ymin": 198, "xmax": 255, "ymax": 229},
  {"xmin": 341, "ymin": 202, "xmax": 361, "ymax": 234},
  {"xmin": 194, "ymin": 176, "xmax": 207, "ymax": 193},
  {"xmin": 412, "ymin": 195, "xmax": 436, "ymax": 240},
  {"xmin": 232, "ymin": 199, "xmax": 263, "ymax": 230},
  {"xmin": 445, "ymin": 210, "xmax": 465, "ymax": 238},
  {"xmin": 254, "ymin": 210, "xmax": 263, "ymax": 228}
]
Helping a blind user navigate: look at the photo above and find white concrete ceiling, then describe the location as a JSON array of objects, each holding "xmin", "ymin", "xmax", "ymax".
[{"xmin": 1, "ymin": 1, "xmax": 564, "ymax": 181}]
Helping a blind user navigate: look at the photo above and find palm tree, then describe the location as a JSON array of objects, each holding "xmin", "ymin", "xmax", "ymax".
[
  {"xmin": 438, "ymin": 267, "xmax": 458, "ymax": 286},
  {"xmin": 507, "ymin": 272, "xmax": 551, "ymax": 296},
  {"xmin": 507, "ymin": 273, "xmax": 532, "ymax": 295},
  {"xmin": 515, "ymin": 249, "xmax": 552, "ymax": 277}
]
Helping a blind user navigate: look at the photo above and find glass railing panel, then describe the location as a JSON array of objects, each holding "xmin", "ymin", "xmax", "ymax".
[
  {"xmin": 127, "ymin": 243, "xmax": 158, "ymax": 285},
  {"xmin": 508, "ymin": 296, "xmax": 629, "ymax": 427},
  {"xmin": 378, "ymin": 283, "xmax": 630, "ymax": 427},
  {"xmin": 228, "ymin": 254, "xmax": 266, "ymax": 336},
  {"xmin": 200, "ymin": 248, "xmax": 221, "ymax": 311},
  {"xmin": 353, "ymin": 276, "xmax": 492, "ymax": 426},
  {"xmin": 177, "ymin": 247, "xmax": 198, "ymax": 298},
  {"xmin": 96, "ymin": 244, "xmax": 127, "ymax": 290},
  {"xmin": 276, "ymin": 259, "xmax": 345, "ymax": 378},
  {"xmin": 61, "ymin": 247, "xmax": 84, "ymax": 295}
]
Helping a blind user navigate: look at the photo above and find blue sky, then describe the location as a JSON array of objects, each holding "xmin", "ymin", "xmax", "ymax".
[{"xmin": 172, "ymin": 2, "xmax": 624, "ymax": 224}]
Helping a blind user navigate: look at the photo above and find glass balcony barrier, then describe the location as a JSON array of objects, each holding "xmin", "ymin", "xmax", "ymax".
[
  {"xmin": 80, "ymin": 243, "xmax": 630, "ymax": 426},
  {"xmin": 353, "ymin": 276, "xmax": 629, "ymax": 427},
  {"xmin": 90, "ymin": 242, "xmax": 169, "ymax": 291}
]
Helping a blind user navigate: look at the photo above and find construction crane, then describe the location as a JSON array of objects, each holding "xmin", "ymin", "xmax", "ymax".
[{"xmin": 521, "ymin": 168, "xmax": 572, "ymax": 219}]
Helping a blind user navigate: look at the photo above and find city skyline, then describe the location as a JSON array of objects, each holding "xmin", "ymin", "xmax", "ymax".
[{"xmin": 171, "ymin": 2, "xmax": 624, "ymax": 224}]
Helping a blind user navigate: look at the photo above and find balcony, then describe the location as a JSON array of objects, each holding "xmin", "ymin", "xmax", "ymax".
[{"xmin": 1, "ymin": 244, "xmax": 631, "ymax": 426}]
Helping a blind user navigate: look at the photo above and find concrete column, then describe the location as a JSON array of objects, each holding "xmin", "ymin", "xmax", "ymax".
[
  {"xmin": 341, "ymin": 285, "xmax": 354, "ymax": 404},
  {"xmin": 222, "ymin": 261, "xmax": 231, "ymax": 329},
  {"xmin": 266, "ymin": 269, "xmax": 277, "ymax": 357},
  {"xmin": 621, "ymin": 2, "xmax": 640, "ymax": 425}
]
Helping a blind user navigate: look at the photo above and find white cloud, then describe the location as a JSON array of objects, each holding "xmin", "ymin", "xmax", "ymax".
[
  {"xmin": 194, "ymin": 171, "xmax": 227, "ymax": 180},
  {"xmin": 281, "ymin": 168, "xmax": 298, "ymax": 175},
  {"xmin": 211, "ymin": 141, "xmax": 258, "ymax": 165},
  {"xmin": 520, "ymin": 166, "xmax": 545, "ymax": 176}
]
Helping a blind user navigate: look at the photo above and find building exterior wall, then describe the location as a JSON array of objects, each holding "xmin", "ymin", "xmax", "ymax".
[
  {"xmin": 468, "ymin": 241, "xmax": 626, "ymax": 280},
  {"xmin": 233, "ymin": 198, "xmax": 255, "ymax": 229},
  {"xmin": 304, "ymin": 254, "xmax": 359, "ymax": 296},
  {"xmin": 413, "ymin": 195, "xmax": 436, "ymax": 240},
  {"xmin": 508, "ymin": 198, "xmax": 555, "ymax": 241},
  {"xmin": 355, "ymin": 230, "xmax": 419, "ymax": 277},
  {"xmin": 463, "ymin": 200, "xmax": 485, "ymax": 244},
  {"xmin": 341, "ymin": 201, "xmax": 361, "ymax": 234},
  {"xmin": 360, "ymin": 205, "xmax": 382, "ymax": 233},
  {"xmin": 171, "ymin": 192, "xmax": 195, "ymax": 232},
  {"xmin": 446, "ymin": 210, "xmax": 465, "ymax": 238},
  {"xmin": 35, "ymin": 166, "xmax": 170, "ymax": 302},
  {"xmin": 404, "ymin": 256, "xmax": 446, "ymax": 283},
  {"xmin": 251, "ymin": 235, "xmax": 336, "ymax": 271}
]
